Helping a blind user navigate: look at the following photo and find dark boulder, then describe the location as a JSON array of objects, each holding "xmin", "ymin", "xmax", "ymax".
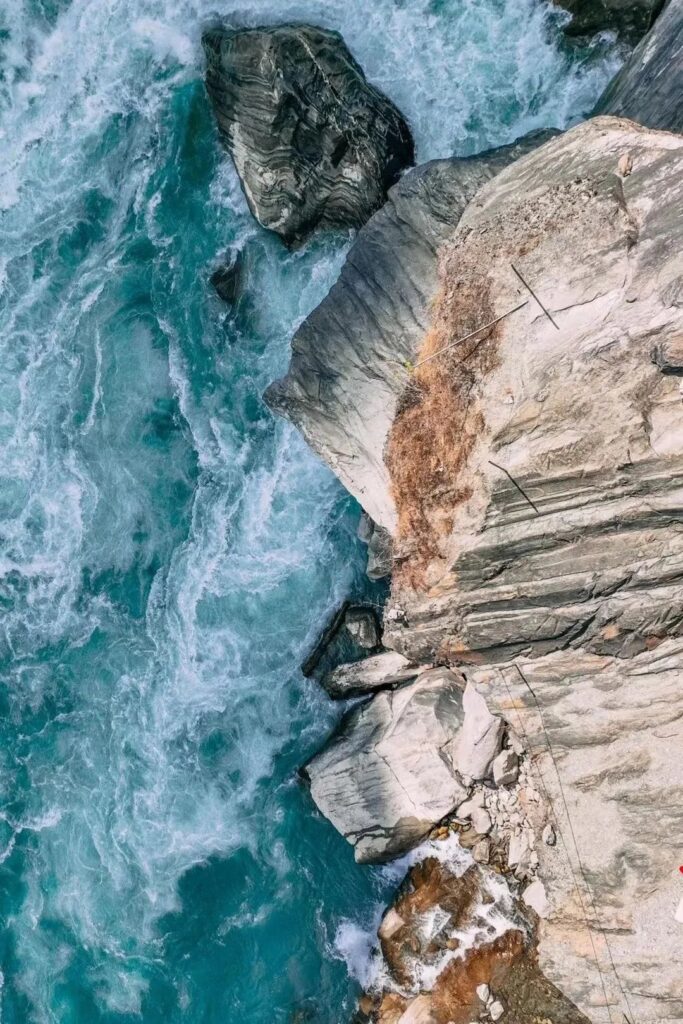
[
  {"xmin": 203, "ymin": 23, "xmax": 414, "ymax": 245},
  {"xmin": 210, "ymin": 249, "xmax": 244, "ymax": 303},
  {"xmin": 552, "ymin": 0, "xmax": 664, "ymax": 44},
  {"xmin": 595, "ymin": 0, "xmax": 683, "ymax": 131}
]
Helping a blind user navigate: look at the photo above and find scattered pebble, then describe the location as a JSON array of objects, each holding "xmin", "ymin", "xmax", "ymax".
[{"xmin": 476, "ymin": 983, "xmax": 490, "ymax": 1004}]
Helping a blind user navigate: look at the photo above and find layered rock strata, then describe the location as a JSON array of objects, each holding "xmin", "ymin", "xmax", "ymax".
[{"xmin": 203, "ymin": 24, "xmax": 414, "ymax": 244}]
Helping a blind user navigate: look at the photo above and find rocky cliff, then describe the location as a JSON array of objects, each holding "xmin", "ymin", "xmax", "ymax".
[{"xmin": 271, "ymin": 115, "xmax": 683, "ymax": 1024}]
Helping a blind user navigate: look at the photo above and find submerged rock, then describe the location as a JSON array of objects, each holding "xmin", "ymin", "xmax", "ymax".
[
  {"xmin": 210, "ymin": 249, "xmax": 244, "ymax": 303},
  {"xmin": 303, "ymin": 668, "xmax": 467, "ymax": 862},
  {"xmin": 265, "ymin": 129, "xmax": 557, "ymax": 531},
  {"xmin": 203, "ymin": 23, "xmax": 414, "ymax": 245},
  {"xmin": 595, "ymin": 0, "xmax": 683, "ymax": 131},
  {"xmin": 552, "ymin": 0, "xmax": 663, "ymax": 43}
]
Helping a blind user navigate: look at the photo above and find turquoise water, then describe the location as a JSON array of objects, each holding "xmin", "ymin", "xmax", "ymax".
[{"xmin": 0, "ymin": 2, "xmax": 621, "ymax": 1021}]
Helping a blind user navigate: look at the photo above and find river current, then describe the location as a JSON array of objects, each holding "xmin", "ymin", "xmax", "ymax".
[{"xmin": 0, "ymin": 2, "xmax": 621, "ymax": 1020}]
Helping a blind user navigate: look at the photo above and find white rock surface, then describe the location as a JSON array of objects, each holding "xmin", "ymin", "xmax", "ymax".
[
  {"xmin": 452, "ymin": 682, "xmax": 504, "ymax": 781},
  {"xmin": 304, "ymin": 668, "xmax": 468, "ymax": 862}
]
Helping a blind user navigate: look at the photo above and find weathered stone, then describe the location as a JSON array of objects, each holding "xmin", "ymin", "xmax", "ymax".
[
  {"xmin": 265, "ymin": 130, "xmax": 557, "ymax": 530},
  {"xmin": 303, "ymin": 669, "xmax": 467, "ymax": 862},
  {"xmin": 595, "ymin": 0, "xmax": 683, "ymax": 131},
  {"xmin": 367, "ymin": 522, "xmax": 394, "ymax": 580},
  {"xmin": 452, "ymin": 683, "xmax": 504, "ymax": 782},
  {"xmin": 652, "ymin": 334, "xmax": 683, "ymax": 374},
  {"xmin": 552, "ymin": 0, "xmax": 662, "ymax": 43},
  {"xmin": 321, "ymin": 650, "xmax": 421, "ymax": 699},
  {"xmin": 343, "ymin": 606, "xmax": 380, "ymax": 649},
  {"xmin": 492, "ymin": 749, "xmax": 519, "ymax": 788},
  {"xmin": 203, "ymin": 23, "xmax": 414, "ymax": 244},
  {"xmin": 522, "ymin": 879, "xmax": 550, "ymax": 919},
  {"xmin": 488, "ymin": 999, "xmax": 505, "ymax": 1021},
  {"xmin": 384, "ymin": 118, "xmax": 683, "ymax": 665},
  {"xmin": 475, "ymin": 984, "xmax": 490, "ymax": 1004}
]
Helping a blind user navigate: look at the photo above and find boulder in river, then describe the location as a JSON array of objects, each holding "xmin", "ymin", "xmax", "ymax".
[
  {"xmin": 320, "ymin": 650, "xmax": 421, "ymax": 699},
  {"xmin": 203, "ymin": 23, "xmax": 414, "ymax": 245},
  {"xmin": 551, "ymin": 0, "xmax": 664, "ymax": 43},
  {"xmin": 303, "ymin": 668, "xmax": 467, "ymax": 862},
  {"xmin": 595, "ymin": 0, "xmax": 683, "ymax": 131}
]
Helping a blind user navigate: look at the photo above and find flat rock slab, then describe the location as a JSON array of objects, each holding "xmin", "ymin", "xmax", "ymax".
[
  {"xmin": 321, "ymin": 650, "xmax": 421, "ymax": 699},
  {"xmin": 304, "ymin": 668, "xmax": 467, "ymax": 862},
  {"xmin": 203, "ymin": 23, "xmax": 414, "ymax": 244}
]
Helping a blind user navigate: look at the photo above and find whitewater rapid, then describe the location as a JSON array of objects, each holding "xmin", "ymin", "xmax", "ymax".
[{"xmin": 0, "ymin": 1, "xmax": 623, "ymax": 1020}]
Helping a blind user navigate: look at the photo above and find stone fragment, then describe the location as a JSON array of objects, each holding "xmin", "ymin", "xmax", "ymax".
[
  {"xmin": 203, "ymin": 24, "xmax": 414, "ymax": 245},
  {"xmin": 470, "ymin": 807, "xmax": 492, "ymax": 836},
  {"xmin": 492, "ymin": 749, "xmax": 519, "ymax": 788},
  {"xmin": 651, "ymin": 335, "xmax": 683, "ymax": 376},
  {"xmin": 321, "ymin": 650, "xmax": 420, "ymax": 699},
  {"xmin": 476, "ymin": 983, "xmax": 490, "ymax": 1003},
  {"xmin": 472, "ymin": 838, "xmax": 491, "ymax": 864},
  {"xmin": 379, "ymin": 908, "xmax": 405, "ymax": 942},
  {"xmin": 489, "ymin": 999, "xmax": 505, "ymax": 1021},
  {"xmin": 523, "ymin": 879, "xmax": 550, "ymax": 918},
  {"xmin": 304, "ymin": 670, "xmax": 467, "ymax": 862},
  {"xmin": 344, "ymin": 606, "xmax": 380, "ymax": 649},
  {"xmin": 542, "ymin": 823, "xmax": 557, "ymax": 847},
  {"xmin": 397, "ymin": 995, "xmax": 435, "ymax": 1024},
  {"xmin": 453, "ymin": 683, "xmax": 503, "ymax": 782}
]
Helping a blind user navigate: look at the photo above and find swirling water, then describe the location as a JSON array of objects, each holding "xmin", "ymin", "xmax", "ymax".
[{"xmin": 0, "ymin": 1, "xmax": 622, "ymax": 1020}]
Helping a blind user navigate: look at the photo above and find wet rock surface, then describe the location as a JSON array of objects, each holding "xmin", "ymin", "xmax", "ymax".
[
  {"xmin": 596, "ymin": 0, "xmax": 683, "ymax": 130},
  {"xmin": 320, "ymin": 650, "xmax": 421, "ymax": 699},
  {"xmin": 552, "ymin": 0, "xmax": 664, "ymax": 43},
  {"xmin": 203, "ymin": 23, "xmax": 414, "ymax": 244}
]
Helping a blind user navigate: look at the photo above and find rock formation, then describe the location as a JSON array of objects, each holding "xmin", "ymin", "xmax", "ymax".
[
  {"xmin": 265, "ymin": 129, "xmax": 557, "ymax": 531},
  {"xmin": 552, "ymin": 0, "xmax": 664, "ymax": 43},
  {"xmin": 596, "ymin": 0, "xmax": 682, "ymax": 130},
  {"xmin": 275, "ymin": 114, "xmax": 683, "ymax": 1024},
  {"xmin": 203, "ymin": 24, "xmax": 414, "ymax": 245},
  {"xmin": 303, "ymin": 668, "xmax": 468, "ymax": 862}
]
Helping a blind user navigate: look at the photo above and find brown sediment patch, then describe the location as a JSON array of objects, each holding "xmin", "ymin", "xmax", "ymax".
[{"xmin": 384, "ymin": 269, "xmax": 499, "ymax": 588}]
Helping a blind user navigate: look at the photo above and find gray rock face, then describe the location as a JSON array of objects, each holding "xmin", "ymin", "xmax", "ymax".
[
  {"xmin": 303, "ymin": 668, "xmax": 467, "ymax": 862},
  {"xmin": 452, "ymin": 681, "xmax": 504, "ymax": 783},
  {"xmin": 552, "ymin": 0, "xmax": 663, "ymax": 43},
  {"xmin": 467, "ymin": 644, "xmax": 683, "ymax": 1023},
  {"xmin": 265, "ymin": 129, "xmax": 557, "ymax": 531},
  {"xmin": 321, "ymin": 650, "xmax": 421, "ymax": 699},
  {"xmin": 384, "ymin": 118, "xmax": 683, "ymax": 667},
  {"xmin": 203, "ymin": 24, "xmax": 414, "ymax": 245},
  {"xmin": 595, "ymin": 0, "xmax": 683, "ymax": 130}
]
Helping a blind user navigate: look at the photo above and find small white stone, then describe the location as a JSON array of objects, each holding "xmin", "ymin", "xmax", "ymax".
[
  {"xmin": 489, "ymin": 999, "xmax": 505, "ymax": 1021},
  {"xmin": 476, "ymin": 983, "xmax": 490, "ymax": 1004},
  {"xmin": 543, "ymin": 823, "xmax": 557, "ymax": 846},
  {"xmin": 471, "ymin": 807, "xmax": 492, "ymax": 835}
]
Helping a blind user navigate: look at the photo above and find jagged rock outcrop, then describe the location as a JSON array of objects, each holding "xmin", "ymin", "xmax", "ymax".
[
  {"xmin": 266, "ymin": 130, "xmax": 557, "ymax": 531},
  {"xmin": 383, "ymin": 117, "xmax": 683, "ymax": 664},
  {"xmin": 596, "ymin": 0, "xmax": 683, "ymax": 130},
  {"xmin": 320, "ymin": 650, "xmax": 421, "ymax": 699},
  {"xmin": 203, "ymin": 24, "xmax": 414, "ymax": 245},
  {"xmin": 552, "ymin": 0, "xmax": 664, "ymax": 43},
  {"xmin": 303, "ymin": 668, "xmax": 468, "ymax": 862}
]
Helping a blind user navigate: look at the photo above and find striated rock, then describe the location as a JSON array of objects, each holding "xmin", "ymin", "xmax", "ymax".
[
  {"xmin": 303, "ymin": 669, "xmax": 467, "ymax": 862},
  {"xmin": 452, "ymin": 682, "xmax": 504, "ymax": 782},
  {"xmin": 320, "ymin": 650, "xmax": 421, "ymax": 699},
  {"xmin": 595, "ymin": 0, "xmax": 683, "ymax": 131},
  {"xmin": 265, "ymin": 130, "xmax": 557, "ymax": 531},
  {"xmin": 301, "ymin": 601, "xmax": 380, "ymax": 676},
  {"xmin": 467, "ymin": 643, "xmax": 683, "ymax": 1022},
  {"xmin": 203, "ymin": 23, "xmax": 413, "ymax": 244},
  {"xmin": 552, "ymin": 0, "xmax": 663, "ymax": 43},
  {"xmin": 383, "ymin": 117, "xmax": 683, "ymax": 665},
  {"xmin": 367, "ymin": 523, "xmax": 394, "ymax": 580}
]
